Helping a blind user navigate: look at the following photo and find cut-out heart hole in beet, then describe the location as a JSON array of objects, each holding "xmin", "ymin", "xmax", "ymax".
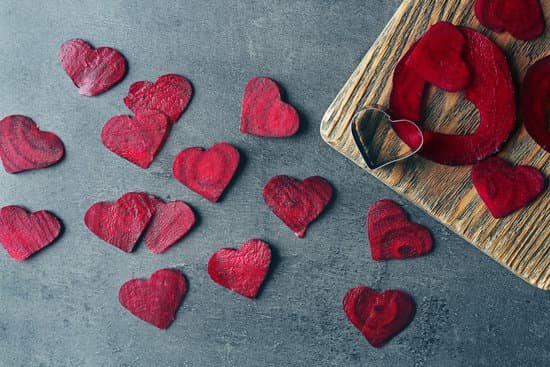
[
  {"xmin": 351, "ymin": 107, "xmax": 423, "ymax": 170},
  {"xmin": 522, "ymin": 56, "xmax": 550, "ymax": 152}
]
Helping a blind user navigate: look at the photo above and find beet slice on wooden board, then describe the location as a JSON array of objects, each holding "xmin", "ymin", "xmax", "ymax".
[
  {"xmin": 262, "ymin": 175, "xmax": 333, "ymax": 238},
  {"xmin": 84, "ymin": 192, "xmax": 157, "ymax": 252},
  {"xmin": 208, "ymin": 239, "xmax": 272, "ymax": 299},
  {"xmin": 172, "ymin": 142, "xmax": 240, "ymax": 203},
  {"xmin": 58, "ymin": 39, "xmax": 126, "ymax": 96},
  {"xmin": 0, "ymin": 115, "xmax": 64, "ymax": 174},
  {"xmin": 241, "ymin": 77, "xmax": 300, "ymax": 137},
  {"xmin": 0, "ymin": 206, "xmax": 61, "ymax": 262},
  {"xmin": 343, "ymin": 286, "xmax": 415, "ymax": 348},
  {"xmin": 471, "ymin": 157, "xmax": 545, "ymax": 218},
  {"xmin": 367, "ymin": 199, "xmax": 433, "ymax": 261},
  {"xmin": 474, "ymin": 0, "xmax": 545, "ymax": 40},
  {"xmin": 124, "ymin": 74, "xmax": 193, "ymax": 123},
  {"xmin": 119, "ymin": 268, "xmax": 186, "ymax": 329},
  {"xmin": 144, "ymin": 200, "xmax": 196, "ymax": 254},
  {"xmin": 522, "ymin": 56, "xmax": 550, "ymax": 152},
  {"xmin": 390, "ymin": 23, "xmax": 516, "ymax": 165},
  {"xmin": 101, "ymin": 110, "xmax": 170, "ymax": 169}
]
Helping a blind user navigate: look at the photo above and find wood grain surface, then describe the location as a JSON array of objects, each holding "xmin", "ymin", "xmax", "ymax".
[{"xmin": 320, "ymin": 0, "xmax": 549, "ymax": 289}]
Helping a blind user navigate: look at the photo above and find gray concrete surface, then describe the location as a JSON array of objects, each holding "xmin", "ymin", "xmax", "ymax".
[{"xmin": 0, "ymin": 1, "xmax": 548, "ymax": 366}]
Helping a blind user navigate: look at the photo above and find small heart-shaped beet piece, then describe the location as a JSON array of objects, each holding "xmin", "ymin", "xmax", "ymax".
[
  {"xmin": 124, "ymin": 74, "xmax": 193, "ymax": 123},
  {"xmin": 471, "ymin": 157, "xmax": 545, "ymax": 218},
  {"xmin": 0, "ymin": 206, "xmax": 61, "ymax": 262},
  {"xmin": 474, "ymin": 0, "xmax": 545, "ymax": 40},
  {"xmin": 367, "ymin": 199, "xmax": 433, "ymax": 261},
  {"xmin": 262, "ymin": 175, "xmax": 333, "ymax": 238},
  {"xmin": 208, "ymin": 239, "xmax": 272, "ymax": 299},
  {"xmin": 0, "ymin": 115, "xmax": 64, "ymax": 174},
  {"xmin": 144, "ymin": 200, "xmax": 196, "ymax": 254},
  {"xmin": 343, "ymin": 286, "xmax": 415, "ymax": 348},
  {"xmin": 522, "ymin": 56, "xmax": 550, "ymax": 152},
  {"xmin": 119, "ymin": 268, "xmax": 186, "ymax": 329},
  {"xmin": 101, "ymin": 110, "xmax": 170, "ymax": 169},
  {"xmin": 172, "ymin": 142, "xmax": 240, "ymax": 202},
  {"xmin": 84, "ymin": 192, "xmax": 157, "ymax": 252},
  {"xmin": 241, "ymin": 77, "xmax": 300, "ymax": 137},
  {"xmin": 58, "ymin": 39, "xmax": 126, "ymax": 96}
]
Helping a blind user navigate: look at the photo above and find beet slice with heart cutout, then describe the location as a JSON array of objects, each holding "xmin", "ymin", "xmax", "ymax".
[
  {"xmin": 522, "ymin": 56, "xmax": 550, "ymax": 152},
  {"xmin": 0, "ymin": 206, "xmax": 62, "ymax": 262},
  {"xmin": 0, "ymin": 115, "xmax": 64, "ymax": 174},
  {"xmin": 58, "ymin": 39, "xmax": 126, "ymax": 96},
  {"xmin": 119, "ymin": 268, "xmax": 187, "ymax": 329},
  {"xmin": 208, "ymin": 239, "xmax": 272, "ymax": 299}
]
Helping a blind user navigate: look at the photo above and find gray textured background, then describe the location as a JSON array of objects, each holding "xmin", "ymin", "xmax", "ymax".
[{"xmin": 0, "ymin": 1, "xmax": 548, "ymax": 366}]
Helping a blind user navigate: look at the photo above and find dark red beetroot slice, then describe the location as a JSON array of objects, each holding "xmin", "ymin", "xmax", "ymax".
[
  {"xmin": 471, "ymin": 157, "xmax": 545, "ymax": 218},
  {"xmin": 367, "ymin": 199, "xmax": 432, "ymax": 261},
  {"xmin": 101, "ymin": 110, "xmax": 170, "ymax": 169},
  {"xmin": 0, "ymin": 115, "xmax": 64, "ymax": 174},
  {"xmin": 241, "ymin": 77, "xmax": 300, "ymax": 137},
  {"xmin": 208, "ymin": 239, "xmax": 272, "ymax": 299},
  {"xmin": 84, "ymin": 192, "xmax": 156, "ymax": 252},
  {"xmin": 262, "ymin": 175, "xmax": 333, "ymax": 238},
  {"xmin": 404, "ymin": 22, "xmax": 469, "ymax": 92},
  {"xmin": 474, "ymin": 0, "xmax": 545, "ymax": 40},
  {"xmin": 343, "ymin": 286, "xmax": 415, "ymax": 348},
  {"xmin": 58, "ymin": 39, "xmax": 126, "ymax": 96},
  {"xmin": 119, "ymin": 268, "xmax": 186, "ymax": 329},
  {"xmin": 390, "ymin": 24, "xmax": 516, "ymax": 165},
  {"xmin": 0, "ymin": 206, "xmax": 61, "ymax": 262},
  {"xmin": 123, "ymin": 74, "xmax": 193, "ymax": 123},
  {"xmin": 522, "ymin": 56, "xmax": 550, "ymax": 152},
  {"xmin": 172, "ymin": 142, "xmax": 240, "ymax": 202},
  {"xmin": 144, "ymin": 200, "xmax": 196, "ymax": 254}
]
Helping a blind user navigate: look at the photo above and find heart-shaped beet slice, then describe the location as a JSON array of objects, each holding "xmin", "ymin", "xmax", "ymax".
[
  {"xmin": 367, "ymin": 200, "xmax": 433, "ymax": 261},
  {"xmin": 474, "ymin": 0, "xmax": 545, "ymax": 40},
  {"xmin": 471, "ymin": 157, "xmax": 545, "ymax": 218},
  {"xmin": 58, "ymin": 39, "xmax": 126, "ymax": 96},
  {"xmin": 208, "ymin": 239, "xmax": 272, "ymax": 299},
  {"xmin": 0, "ymin": 115, "xmax": 64, "ymax": 174},
  {"xmin": 172, "ymin": 142, "xmax": 240, "ymax": 203},
  {"xmin": 124, "ymin": 74, "xmax": 193, "ymax": 123},
  {"xmin": 84, "ymin": 192, "xmax": 157, "ymax": 252},
  {"xmin": 343, "ymin": 286, "xmax": 415, "ymax": 348},
  {"xmin": 144, "ymin": 199, "xmax": 196, "ymax": 254},
  {"xmin": 0, "ymin": 206, "xmax": 61, "ymax": 262},
  {"xmin": 390, "ymin": 23, "xmax": 516, "ymax": 165},
  {"xmin": 241, "ymin": 77, "xmax": 300, "ymax": 137},
  {"xmin": 262, "ymin": 175, "xmax": 333, "ymax": 238},
  {"xmin": 119, "ymin": 268, "xmax": 187, "ymax": 329},
  {"xmin": 522, "ymin": 56, "xmax": 550, "ymax": 152},
  {"xmin": 101, "ymin": 110, "xmax": 170, "ymax": 169}
]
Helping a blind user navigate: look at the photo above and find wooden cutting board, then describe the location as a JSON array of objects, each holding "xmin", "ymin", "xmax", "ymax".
[{"xmin": 321, "ymin": 0, "xmax": 549, "ymax": 289}]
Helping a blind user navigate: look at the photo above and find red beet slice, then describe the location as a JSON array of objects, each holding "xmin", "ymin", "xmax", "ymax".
[
  {"xmin": 208, "ymin": 239, "xmax": 272, "ymax": 299},
  {"xmin": 84, "ymin": 192, "xmax": 157, "ymax": 252},
  {"xmin": 262, "ymin": 175, "xmax": 333, "ymax": 238},
  {"xmin": 172, "ymin": 142, "xmax": 240, "ymax": 203},
  {"xmin": 390, "ymin": 24, "xmax": 516, "ymax": 165},
  {"xmin": 0, "ymin": 115, "xmax": 64, "ymax": 174},
  {"xmin": 0, "ymin": 206, "xmax": 61, "ymax": 262},
  {"xmin": 522, "ymin": 56, "xmax": 550, "ymax": 152},
  {"xmin": 101, "ymin": 110, "xmax": 170, "ymax": 169},
  {"xmin": 119, "ymin": 268, "xmax": 186, "ymax": 329},
  {"xmin": 123, "ymin": 74, "xmax": 193, "ymax": 123},
  {"xmin": 343, "ymin": 286, "xmax": 415, "ymax": 348},
  {"xmin": 471, "ymin": 157, "xmax": 545, "ymax": 218},
  {"xmin": 367, "ymin": 199, "xmax": 433, "ymax": 261},
  {"xmin": 474, "ymin": 0, "xmax": 545, "ymax": 40},
  {"xmin": 144, "ymin": 200, "xmax": 196, "ymax": 254},
  {"xmin": 58, "ymin": 39, "xmax": 126, "ymax": 96},
  {"xmin": 241, "ymin": 77, "xmax": 300, "ymax": 137}
]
